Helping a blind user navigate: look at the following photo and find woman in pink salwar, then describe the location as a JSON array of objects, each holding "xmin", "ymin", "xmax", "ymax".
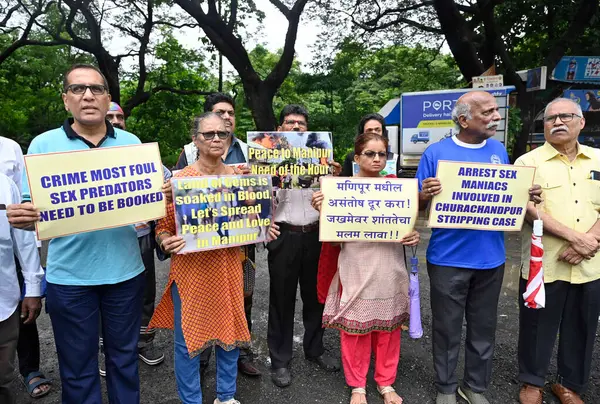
[{"xmin": 312, "ymin": 133, "xmax": 419, "ymax": 404}]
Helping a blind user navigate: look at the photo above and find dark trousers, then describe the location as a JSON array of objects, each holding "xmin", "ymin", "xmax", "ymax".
[
  {"xmin": 0, "ymin": 309, "xmax": 19, "ymax": 404},
  {"xmin": 16, "ymin": 261, "xmax": 41, "ymax": 378},
  {"xmin": 100, "ymin": 234, "xmax": 158, "ymax": 349},
  {"xmin": 200, "ymin": 246, "xmax": 255, "ymax": 366},
  {"xmin": 428, "ymin": 262, "xmax": 504, "ymax": 394},
  {"xmin": 518, "ymin": 277, "xmax": 600, "ymax": 394},
  {"xmin": 17, "ymin": 301, "xmax": 40, "ymax": 378},
  {"xmin": 267, "ymin": 228, "xmax": 325, "ymax": 369},
  {"xmin": 139, "ymin": 234, "xmax": 157, "ymax": 348},
  {"xmin": 47, "ymin": 272, "xmax": 145, "ymax": 404}
]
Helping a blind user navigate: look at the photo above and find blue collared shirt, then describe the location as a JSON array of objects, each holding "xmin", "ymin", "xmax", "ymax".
[
  {"xmin": 223, "ymin": 137, "xmax": 247, "ymax": 164},
  {"xmin": 22, "ymin": 119, "xmax": 144, "ymax": 286}
]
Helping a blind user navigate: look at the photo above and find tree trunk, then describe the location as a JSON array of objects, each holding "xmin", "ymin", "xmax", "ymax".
[
  {"xmin": 433, "ymin": 0, "xmax": 485, "ymax": 81},
  {"xmin": 97, "ymin": 54, "xmax": 121, "ymax": 105},
  {"xmin": 243, "ymin": 81, "xmax": 278, "ymax": 131}
]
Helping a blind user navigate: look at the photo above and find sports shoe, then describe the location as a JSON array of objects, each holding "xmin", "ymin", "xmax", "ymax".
[
  {"xmin": 458, "ymin": 387, "xmax": 490, "ymax": 404},
  {"xmin": 436, "ymin": 392, "xmax": 457, "ymax": 404},
  {"xmin": 139, "ymin": 344, "xmax": 165, "ymax": 366},
  {"xmin": 213, "ymin": 399, "xmax": 241, "ymax": 404}
]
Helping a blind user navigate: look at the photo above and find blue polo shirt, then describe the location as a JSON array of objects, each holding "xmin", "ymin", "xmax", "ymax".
[
  {"xmin": 416, "ymin": 136, "xmax": 509, "ymax": 270},
  {"xmin": 22, "ymin": 119, "xmax": 144, "ymax": 285}
]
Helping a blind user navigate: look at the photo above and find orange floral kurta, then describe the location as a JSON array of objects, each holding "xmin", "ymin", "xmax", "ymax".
[{"xmin": 149, "ymin": 166, "xmax": 250, "ymax": 357}]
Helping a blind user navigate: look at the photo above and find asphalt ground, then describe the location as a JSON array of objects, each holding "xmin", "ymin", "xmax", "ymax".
[{"xmin": 11, "ymin": 227, "xmax": 600, "ymax": 403}]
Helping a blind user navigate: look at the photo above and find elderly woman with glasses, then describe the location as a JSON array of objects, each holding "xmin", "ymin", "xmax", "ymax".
[{"xmin": 150, "ymin": 112, "xmax": 279, "ymax": 404}]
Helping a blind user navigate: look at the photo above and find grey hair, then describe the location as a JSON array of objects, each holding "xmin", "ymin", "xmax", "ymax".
[
  {"xmin": 451, "ymin": 102, "xmax": 472, "ymax": 129},
  {"xmin": 190, "ymin": 111, "xmax": 226, "ymax": 138},
  {"xmin": 544, "ymin": 97, "xmax": 583, "ymax": 118}
]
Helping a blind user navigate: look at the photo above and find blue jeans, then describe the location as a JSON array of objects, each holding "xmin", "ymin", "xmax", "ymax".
[
  {"xmin": 172, "ymin": 282, "xmax": 239, "ymax": 403},
  {"xmin": 46, "ymin": 272, "xmax": 145, "ymax": 404}
]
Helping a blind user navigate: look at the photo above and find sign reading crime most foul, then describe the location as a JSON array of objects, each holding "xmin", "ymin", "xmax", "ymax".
[{"xmin": 24, "ymin": 143, "xmax": 166, "ymax": 240}]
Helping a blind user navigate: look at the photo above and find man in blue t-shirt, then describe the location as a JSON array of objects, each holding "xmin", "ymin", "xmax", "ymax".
[
  {"xmin": 7, "ymin": 64, "xmax": 146, "ymax": 403},
  {"xmin": 416, "ymin": 91, "xmax": 540, "ymax": 404}
]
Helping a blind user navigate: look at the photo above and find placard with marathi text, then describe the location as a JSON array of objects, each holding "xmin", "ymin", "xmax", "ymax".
[{"xmin": 319, "ymin": 177, "xmax": 418, "ymax": 242}]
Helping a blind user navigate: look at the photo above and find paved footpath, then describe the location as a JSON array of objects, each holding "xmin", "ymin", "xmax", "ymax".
[{"xmin": 12, "ymin": 227, "xmax": 600, "ymax": 403}]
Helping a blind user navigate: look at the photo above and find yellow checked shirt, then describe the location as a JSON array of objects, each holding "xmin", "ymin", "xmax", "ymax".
[{"xmin": 515, "ymin": 142, "xmax": 600, "ymax": 284}]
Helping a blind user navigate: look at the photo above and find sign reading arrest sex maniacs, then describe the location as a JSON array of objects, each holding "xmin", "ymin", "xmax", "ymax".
[{"xmin": 429, "ymin": 161, "xmax": 535, "ymax": 231}]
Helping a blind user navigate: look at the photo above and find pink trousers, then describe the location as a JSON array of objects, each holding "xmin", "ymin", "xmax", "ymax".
[{"xmin": 340, "ymin": 329, "xmax": 401, "ymax": 388}]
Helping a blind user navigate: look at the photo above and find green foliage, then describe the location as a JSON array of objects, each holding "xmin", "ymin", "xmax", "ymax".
[
  {"xmin": 506, "ymin": 106, "xmax": 522, "ymax": 159},
  {"xmin": 299, "ymin": 41, "xmax": 463, "ymax": 161},
  {"xmin": 1, "ymin": 33, "xmax": 461, "ymax": 167},
  {"xmin": 226, "ymin": 44, "xmax": 304, "ymax": 139},
  {"xmin": 228, "ymin": 42, "xmax": 462, "ymax": 162},
  {"xmin": 0, "ymin": 34, "xmax": 92, "ymax": 151},
  {"xmin": 119, "ymin": 34, "xmax": 217, "ymax": 167}
]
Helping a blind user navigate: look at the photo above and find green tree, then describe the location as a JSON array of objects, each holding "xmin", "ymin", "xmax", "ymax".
[
  {"xmin": 317, "ymin": 0, "xmax": 600, "ymax": 159},
  {"xmin": 123, "ymin": 34, "xmax": 218, "ymax": 167},
  {"xmin": 0, "ymin": 35, "xmax": 92, "ymax": 149},
  {"xmin": 174, "ymin": 0, "xmax": 310, "ymax": 130},
  {"xmin": 296, "ymin": 41, "xmax": 463, "ymax": 160},
  {"xmin": 226, "ymin": 44, "xmax": 305, "ymax": 139},
  {"xmin": 228, "ymin": 42, "xmax": 461, "ymax": 162}
]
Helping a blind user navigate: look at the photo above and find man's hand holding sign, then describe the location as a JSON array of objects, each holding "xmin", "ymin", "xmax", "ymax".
[{"xmin": 7, "ymin": 203, "xmax": 40, "ymax": 230}]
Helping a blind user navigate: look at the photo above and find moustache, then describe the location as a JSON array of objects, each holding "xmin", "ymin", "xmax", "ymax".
[
  {"xmin": 486, "ymin": 121, "xmax": 499, "ymax": 129},
  {"xmin": 551, "ymin": 125, "xmax": 569, "ymax": 134}
]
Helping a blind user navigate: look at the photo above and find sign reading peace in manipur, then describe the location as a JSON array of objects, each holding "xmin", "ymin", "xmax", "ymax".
[
  {"xmin": 429, "ymin": 161, "xmax": 536, "ymax": 231},
  {"xmin": 319, "ymin": 177, "xmax": 419, "ymax": 242}
]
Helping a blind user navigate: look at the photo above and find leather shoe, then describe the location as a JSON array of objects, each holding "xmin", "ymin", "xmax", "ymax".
[
  {"xmin": 306, "ymin": 353, "xmax": 340, "ymax": 372},
  {"xmin": 551, "ymin": 383, "xmax": 583, "ymax": 404},
  {"xmin": 238, "ymin": 357, "xmax": 261, "ymax": 377},
  {"xmin": 271, "ymin": 367, "xmax": 291, "ymax": 388},
  {"xmin": 519, "ymin": 384, "xmax": 543, "ymax": 404}
]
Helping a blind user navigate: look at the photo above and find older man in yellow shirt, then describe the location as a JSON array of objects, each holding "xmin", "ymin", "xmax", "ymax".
[{"xmin": 515, "ymin": 98, "xmax": 600, "ymax": 404}]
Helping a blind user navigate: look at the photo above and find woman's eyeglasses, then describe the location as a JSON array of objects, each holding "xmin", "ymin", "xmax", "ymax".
[
  {"xmin": 361, "ymin": 151, "xmax": 387, "ymax": 159},
  {"xmin": 198, "ymin": 131, "xmax": 229, "ymax": 140}
]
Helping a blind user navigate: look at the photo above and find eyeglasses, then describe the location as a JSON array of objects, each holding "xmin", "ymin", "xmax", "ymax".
[
  {"xmin": 214, "ymin": 109, "xmax": 235, "ymax": 117},
  {"xmin": 198, "ymin": 131, "xmax": 229, "ymax": 140},
  {"xmin": 66, "ymin": 84, "xmax": 107, "ymax": 95},
  {"xmin": 284, "ymin": 119, "xmax": 307, "ymax": 127},
  {"xmin": 544, "ymin": 113, "xmax": 581, "ymax": 124},
  {"xmin": 361, "ymin": 151, "xmax": 387, "ymax": 159}
]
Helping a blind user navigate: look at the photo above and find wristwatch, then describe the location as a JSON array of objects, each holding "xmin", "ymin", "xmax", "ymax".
[{"xmin": 156, "ymin": 231, "xmax": 172, "ymax": 253}]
